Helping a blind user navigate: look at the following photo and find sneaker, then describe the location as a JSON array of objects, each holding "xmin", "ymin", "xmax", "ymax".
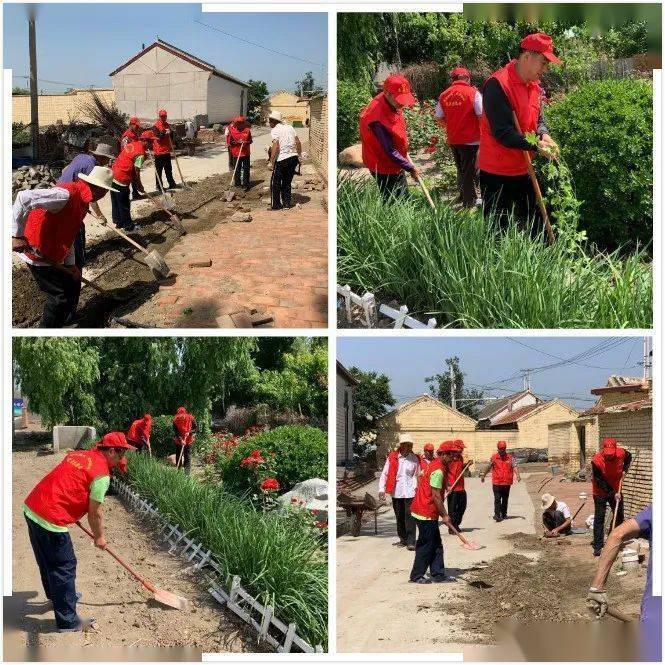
[
  {"xmin": 593, "ymin": 550, "xmax": 602, "ymax": 557},
  {"xmin": 409, "ymin": 577, "xmax": 431, "ymax": 584},
  {"xmin": 57, "ymin": 616, "xmax": 96, "ymax": 633},
  {"xmin": 431, "ymin": 575, "xmax": 456, "ymax": 583},
  {"xmin": 406, "ymin": 544, "xmax": 416, "ymax": 551}
]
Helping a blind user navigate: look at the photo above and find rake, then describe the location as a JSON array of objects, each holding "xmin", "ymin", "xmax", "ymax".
[{"xmin": 447, "ymin": 522, "xmax": 483, "ymax": 551}]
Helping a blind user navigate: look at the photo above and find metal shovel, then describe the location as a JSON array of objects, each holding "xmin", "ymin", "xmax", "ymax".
[
  {"xmin": 108, "ymin": 224, "xmax": 170, "ymax": 279},
  {"xmin": 448, "ymin": 522, "xmax": 483, "ymax": 551},
  {"xmin": 225, "ymin": 142, "xmax": 245, "ymax": 201},
  {"xmin": 144, "ymin": 189, "xmax": 186, "ymax": 235},
  {"xmin": 75, "ymin": 521, "xmax": 188, "ymax": 610}
]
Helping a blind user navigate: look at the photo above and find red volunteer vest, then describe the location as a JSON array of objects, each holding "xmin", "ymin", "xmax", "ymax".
[
  {"xmin": 384, "ymin": 450, "xmax": 399, "ymax": 494},
  {"xmin": 23, "ymin": 181, "xmax": 93, "ymax": 263},
  {"xmin": 446, "ymin": 456, "xmax": 466, "ymax": 492},
  {"xmin": 24, "ymin": 449, "xmax": 110, "ymax": 526},
  {"xmin": 478, "ymin": 60, "xmax": 541, "ymax": 176},
  {"xmin": 173, "ymin": 412, "xmax": 194, "ymax": 437},
  {"xmin": 228, "ymin": 125, "xmax": 251, "ymax": 157},
  {"xmin": 127, "ymin": 417, "xmax": 151, "ymax": 443},
  {"xmin": 121, "ymin": 128, "xmax": 138, "ymax": 148},
  {"xmin": 359, "ymin": 93, "xmax": 409, "ymax": 175},
  {"xmin": 591, "ymin": 448, "xmax": 626, "ymax": 497},
  {"xmin": 410, "ymin": 459, "xmax": 445, "ymax": 520},
  {"xmin": 112, "ymin": 141, "xmax": 146, "ymax": 185},
  {"xmin": 439, "ymin": 80, "xmax": 481, "ymax": 145},
  {"xmin": 152, "ymin": 119, "xmax": 173, "ymax": 155},
  {"xmin": 491, "ymin": 452, "xmax": 514, "ymax": 485}
]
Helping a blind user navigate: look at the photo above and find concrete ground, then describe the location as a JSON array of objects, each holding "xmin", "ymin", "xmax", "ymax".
[{"xmin": 336, "ymin": 476, "xmax": 536, "ymax": 654}]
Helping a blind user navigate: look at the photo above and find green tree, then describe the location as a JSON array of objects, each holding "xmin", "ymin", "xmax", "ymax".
[
  {"xmin": 246, "ymin": 79, "xmax": 269, "ymax": 124},
  {"xmin": 294, "ymin": 71, "xmax": 324, "ymax": 97},
  {"xmin": 12, "ymin": 86, "xmax": 29, "ymax": 95},
  {"xmin": 425, "ymin": 356, "xmax": 484, "ymax": 418},
  {"xmin": 347, "ymin": 367, "xmax": 395, "ymax": 435}
]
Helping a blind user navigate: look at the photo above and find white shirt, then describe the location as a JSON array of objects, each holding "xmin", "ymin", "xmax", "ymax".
[
  {"xmin": 12, "ymin": 187, "xmax": 76, "ymax": 266},
  {"xmin": 270, "ymin": 122, "xmax": 298, "ymax": 161},
  {"xmin": 546, "ymin": 500, "xmax": 571, "ymax": 519},
  {"xmin": 435, "ymin": 90, "xmax": 483, "ymax": 146},
  {"xmin": 379, "ymin": 452, "xmax": 419, "ymax": 498}
]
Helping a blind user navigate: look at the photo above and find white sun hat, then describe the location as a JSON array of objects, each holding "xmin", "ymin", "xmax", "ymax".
[
  {"xmin": 78, "ymin": 166, "xmax": 120, "ymax": 192},
  {"xmin": 398, "ymin": 433, "xmax": 415, "ymax": 446},
  {"xmin": 541, "ymin": 493, "xmax": 556, "ymax": 510},
  {"xmin": 268, "ymin": 110, "xmax": 283, "ymax": 122}
]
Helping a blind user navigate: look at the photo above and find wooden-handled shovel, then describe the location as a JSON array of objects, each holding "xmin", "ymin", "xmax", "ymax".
[
  {"xmin": 609, "ymin": 476, "xmax": 624, "ymax": 534},
  {"xmin": 444, "ymin": 461, "xmax": 472, "ymax": 500},
  {"xmin": 225, "ymin": 142, "xmax": 245, "ymax": 201},
  {"xmin": 143, "ymin": 190, "xmax": 186, "ymax": 235},
  {"xmin": 107, "ymin": 225, "xmax": 170, "ymax": 279},
  {"xmin": 415, "ymin": 172, "xmax": 437, "ymax": 212},
  {"xmin": 173, "ymin": 151, "xmax": 189, "ymax": 189}
]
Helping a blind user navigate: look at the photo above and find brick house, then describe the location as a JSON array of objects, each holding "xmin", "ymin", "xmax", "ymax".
[
  {"xmin": 336, "ymin": 362, "xmax": 358, "ymax": 465},
  {"xmin": 261, "ymin": 90, "xmax": 310, "ymax": 125},
  {"xmin": 308, "ymin": 94, "xmax": 328, "ymax": 177}
]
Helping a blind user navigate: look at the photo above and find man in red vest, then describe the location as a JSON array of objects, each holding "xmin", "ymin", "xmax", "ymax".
[
  {"xmin": 121, "ymin": 117, "xmax": 145, "ymax": 200},
  {"xmin": 436, "ymin": 67, "xmax": 482, "ymax": 207},
  {"xmin": 409, "ymin": 442, "xmax": 455, "ymax": 583},
  {"xmin": 23, "ymin": 432, "xmax": 135, "ymax": 632},
  {"xmin": 481, "ymin": 440, "xmax": 521, "ymax": 521},
  {"xmin": 110, "ymin": 134, "xmax": 148, "ymax": 232},
  {"xmin": 420, "ymin": 443, "xmax": 435, "ymax": 471},
  {"xmin": 173, "ymin": 407, "xmax": 197, "ymax": 474},
  {"xmin": 478, "ymin": 33, "xmax": 560, "ymax": 230},
  {"xmin": 379, "ymin": 433, "xmax": 420, "ymax": 549},
  {"xmin": 590, "ymin": 437, "xmax": 632, "ymax": 556},
  {"xmin": 126, "ymin": 413, "xmax": 152, "ymax": 454},
  {"xmin": 151, "ymin": 109, "xmax": 178, "ymax": 191},
  {"xmin": 445, "ymin": 439, "xmax": 468, "ymax": 533},
  {"xmin": 228, "ymin": 116, "xmax": 253, "ymax": 191},
  {"xmin": 359, "ymin": 74, "xmax": 420, "ymax": 201},
  {"xmin": 11, "ymin": 166, "xmax": 118, "ymax": 327}
]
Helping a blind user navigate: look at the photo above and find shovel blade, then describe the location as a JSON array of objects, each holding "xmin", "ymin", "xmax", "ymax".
[
  {"xmin": 153, "ymin": 588, "xmax": 188, "ymax": 611},
  {"xmin": 225, "ymin": 190, "xmax": 235, "ymax": 202},
  {"xmin": 145, "ymin": 250, "xmax": 171, "ymax": 279}
]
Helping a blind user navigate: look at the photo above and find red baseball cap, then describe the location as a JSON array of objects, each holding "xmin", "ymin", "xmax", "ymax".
[
  {"xmin": 96, "ymin": 432, "xmax": 136, "ymax": 451},
  {"xmin": 139, "ymin": 130, "xmax": 155, "ymax": 141},
  {"xmin": 453, "ymin": 439, "xmax": 465, "ymax": 451},
  {"xmin": 158, "ymin": 109, "xmax": 168, "ymax": 118},
  {"xmin": 382, "ymin": 75, "xmax": 416, "ymax": 107},
  {"xmin": 234, "ymin": 115, "xmax": 246, "ymax": 123},
  {"xmin": 129, "ymin": 116, "xmax": 140, "ymax": 125},
  {"xmin": 423, "ymin": 443, "xmax": 435, "ymax": 452},
  {"xmin": 497, "ymin": 440, "xmax": 508, "ymax": 451},
  {"xmin": 437, "ymin": 441, "xmax": 454, "ymax": 454},
  {"xmin": 450, "ymin": 67, "xmax": 470, "ymax": 78},
  {"xmin": 602, "ymin": 437, "xmax": 618, "ymax": 457},
  {"xmin": 520, "ymin": 32, "xmax": 562, "ymax": 65}
]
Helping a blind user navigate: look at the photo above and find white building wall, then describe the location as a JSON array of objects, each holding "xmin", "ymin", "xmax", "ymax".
[
  {"xmin": 206, "ymin": 75, "xmax": 246, "ymax": 124},
  {"xmin": 491, "ymin": 393, "xmax": 538, "ymax": 425}
]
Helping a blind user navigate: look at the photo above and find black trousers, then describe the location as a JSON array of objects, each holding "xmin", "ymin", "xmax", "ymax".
[
  {"xmin": 110, "ymin": 183, "xmax": 133, "ymax": 230},
  {"xmin": 593, "ymin": 495, "xmax": 624, "ymax": 552},
  {"xmin": 410, "ymin": 519, "xmax": 446, "ymax": 581},
  {"xmin": 374, "ymin": 171, "xmax": 408, "ymax": 201},
  {"xmin": 174, "ymin": 441, "xmax": 191, "ymax": 474},
  {"xmin": 392, "ymin": 497, "xmax": 416, "ymax": 546},
  {"xmin": 543, "ymin": 510, "xmax": 572, "ymax": 535},
  {"xmin": 480, "ymin": 170, "xmax": 539, "ymax": 232},
  {"xmin": 446, "ymin": 490, "xmax": 467, "ymax": 530},
  {"xmin": 28, "ymin": 264, "xmax": 81, "ymax": 328},
  {"xmin": 492, "ymin": 484, "xmax": 511, "ymax": 519},
  {"xmin": 25, "ymin": 516, "xmax": 79, "ymax": 629},
  {"xmin": 155, "ymin": 153, "xmax": 177, "ymax": 189},
  {"xmin": 74, "ymin": 224, "xmax": 86, "ymax": 270},
  {"xmin": 451, "ymin": 144, "xmax": 479, "ymax": 207},
  {"xmin": 232, "ymin": 155, "xmax": 250, "ymax": 189},
  {"xmin": 270, "ymin": 155, "xmax": 299, "ymax": 209}
]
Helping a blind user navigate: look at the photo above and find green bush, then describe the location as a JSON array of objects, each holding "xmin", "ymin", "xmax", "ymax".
[
  {"xmin": 544, "ymin": 78, "xmax": 653, "ymax": 252},
  {"xmin": 216, "ymin": 425, "xmax": 327, "ymax": 496},
  {"xmin": 149, "ymin": 415, "xmax": 176, "ymax": 459},
  {"xmin": 337, "ymin": 78, "xmax": 372, "ymax": 152}
]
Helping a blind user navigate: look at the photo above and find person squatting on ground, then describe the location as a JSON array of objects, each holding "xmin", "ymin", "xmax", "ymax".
[
  {"xmin": 228, "ymin": 116, "xmax": 252, "ymax": 191},
  {"xmin": 541, "ymin": 493, "xmax": 572, "ymax": 537},
  {"xmin": 11, "ymin": 166, "xmax": 118, "ymax": 328},
  {"xmin": 126, "ymin": 413, "xmax": 153, "ymax": 455},
  {"xmin": 480, "ymin": 440, "xmax": 521, "ymax": 521},
  {"xmin": 590, "ymin": 437, "xmax": 632, "ymax": 556},
  {"xmin": 150, "ymin": 109, "xmax": 178, "ymax": 191},
  {"xmin": 359, "ymin": 74, "xmax": 421, "ymax": 201},
  {"xmin": 587, "ymin": 504, "xmax": 660, "ymax": 661},
  {"xmin": 436, "ymin": 67, "xmax": 482, "ymax": 207},
  {"xmin": 268, "ymin": 111, "xmax": 302, "ymax": 210},
  {"xmin": 409, "ymin": 442, "xmax": 455, "ymax": 584},
  {"xmin": 173, "ymin": 406, "xmax": 197, "ymax": 474},
  {"xmin": 478, "ymin": 32, "xmax": 560, "ymax": 230},
  {"xmin": 445, "ymin": 439, "xmax": 468, "ymax": 533},
  {"xmin": 56, "ymin": 142, "xmax": 113, "ymax": 270},
  {"xmin": 23, "ymin": 432, "xmax": 135, "ymax": 632},
  {"xmin": 378, "ymin": 433, "xmax": 419, "ymax": 550}
]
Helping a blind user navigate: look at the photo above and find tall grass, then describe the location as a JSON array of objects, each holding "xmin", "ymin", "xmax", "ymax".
[
  {"xmin": 337, "ymin": 178, "xmax": 652, "ymax": 328},
  {"xmin": 125, "ymin": 454, "xmax": 328, "ymax": 649}
]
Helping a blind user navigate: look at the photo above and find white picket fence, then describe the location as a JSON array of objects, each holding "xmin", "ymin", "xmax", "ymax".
[
  {"xmin": 112, "ymin": 478, "xmax": 323, "ymax": 654},
  {"xmin": 336, "ymin": 284, "xmax": 437, "ymax": 329}
]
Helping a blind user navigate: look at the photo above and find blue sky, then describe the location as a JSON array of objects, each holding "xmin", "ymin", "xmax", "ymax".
[
  {"xmin": 3, "ymin": 5, "xmax": 327, "ymax": 94},
  {"xmin": 337, "ymin": 337, "xmax": 648, "ymax": 410}
]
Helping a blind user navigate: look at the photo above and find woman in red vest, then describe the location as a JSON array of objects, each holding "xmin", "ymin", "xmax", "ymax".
[
  {"xmin": 228, "ymin": 116, "xmax": 253, "ymax": 191},
  {"xmin": 481, "ymin": 440, "xmax": 521, "ymax": 521},
  {"xmin": 151, "ymin": 109, "xmax": 178, "ymax": 191},
  {"xmin": 436, "ymin": 67, "xmax": 483, "ymax": 207},
  {"xmin": 23, "ymin": 432, "xmax": 135, "ymax": 632},
  {"xmin": 126, "ymin": 413, "xmax": 153, "ymax": 454},
  {"xmin": 11, "ymin": 166, "xmax": 118, "ymax": 327},
  {"xmin": 359, "ymin": 74, "xmax": 420, "ymax": 201},
  {"xmin": 110, "ymin": 135, "xmax": 148, "ymax": 232},
  {"xmin": 478, "ymin": 33, "xmax": 561, "ymax": 231},
  {"xmin": 121, "ymin": 117, "xmax": 145, "ymax": 200},
  {"xmin": 590, "ymin": 437, "xmax": 632, "ymax": 556},
  {"xmin": 409, "ymin": 442, "xmax": 454, "ymax": 584},
  {"xmin": 445, "ymin": 439, "xmax": 469, "ymax": 533},
  {"xmin": 173, "ymin": 407, "xmax": 197, "ymax": 474}
]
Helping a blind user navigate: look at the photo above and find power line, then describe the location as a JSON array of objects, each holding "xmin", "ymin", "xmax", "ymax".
[{"xmin": 15, "ymin": 75, "xmax": 95, "ymax": 88}]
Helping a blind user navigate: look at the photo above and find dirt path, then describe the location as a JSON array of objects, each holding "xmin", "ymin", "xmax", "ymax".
[{"xmin": 6, "ymin": 449, "xmax": 251, "ymax": 659}]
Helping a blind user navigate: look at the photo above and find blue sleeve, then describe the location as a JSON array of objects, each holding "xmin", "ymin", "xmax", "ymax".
[{"xmin": 369, "ymin": 121, "xmax": 413, "ymax": 172}]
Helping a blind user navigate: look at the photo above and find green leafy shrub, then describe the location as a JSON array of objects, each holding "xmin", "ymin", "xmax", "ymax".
[
  {"xmin": 148, "ymin": 415, "xmax": 176, "ymax": 459},
  {"xmin": 337, "ymin": 78, "xmax": 372, "ymax": 152},
  {"xmin": 544, "ymin": 78, "xmax": 653, "ymax": 252},
  {"xmin": 216, "ymin": 426, "xmax": 327, "ymax": 496}
]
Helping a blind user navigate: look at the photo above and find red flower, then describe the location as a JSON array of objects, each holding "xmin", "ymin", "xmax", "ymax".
[
  {"xmin": 250, "ymin": 449, "xmax": 262, "ymax": 458},
  {"xmin": 260, "ymin": 478, "xmax": 280, "ymax": 492},
  {"xmin": 314, "ymin": 521, "xmax": 328, "ymax": 529}
]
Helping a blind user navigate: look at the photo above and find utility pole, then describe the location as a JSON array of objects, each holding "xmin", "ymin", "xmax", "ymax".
[
  {"xmin": 643, "ymin": 337, "xmax": 652, "ymax": 381},
  {"xmin": 522, "ymin": 369, "xmax": 531, "ymax": 391},
  {"xmin": 450, "ymin": 362, "xmax": 456, "ymax": 411},
  {"xmin": 28, "ymin": 13, "xmax": 39, "ymax": 161}
]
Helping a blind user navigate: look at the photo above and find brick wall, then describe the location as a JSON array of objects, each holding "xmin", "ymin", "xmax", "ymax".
[
  {"xmin": 308, "ymin": 95, "xmax": 328, "ymax": 178},
  {"xmin": 12, "ymin": 89, "xmax": 115, "ymax": 127},
  {"xmin": 516, "ymin": 401, "xmax": 579, "ymax": 450},
  {"xmin": 548, "ymin": 421, "xmax": 575, "ymax": 463}
]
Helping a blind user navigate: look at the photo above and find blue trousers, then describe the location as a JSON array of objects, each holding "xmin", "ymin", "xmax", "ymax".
[
  {"xmin": 25, "ymin": 516, "xmax": 79, "ymax": 629},
  {"xmin": 410, "ymin": 518, "xmax": 446, "ymax": 581}
]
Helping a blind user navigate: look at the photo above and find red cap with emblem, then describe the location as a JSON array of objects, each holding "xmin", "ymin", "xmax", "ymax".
[
  {"xmin": 602, "ymin": 437, "xmax": 618, "ymax": 458},
  {"xmin": 450, "ymin": 66, "xmax": 471, "ymax": 78},
  {"xmin": 158, "ymin": 109, "xmax": 168, "ymax": 118},
  {"xmin": 382, "ymin": 74, "xmax": 416, "ymax": 107},
  {"xmin": 497, "ymin": 440, "xmax": 508, "ymax": 451},
  {"xmin": 96, "ymin": 431, "xmax": 136, "ymax": 451},
  {"xmin": 129, "ymin": 116, "xmax": 140, "ymax": 125},
  {"xmin": 520, "ymin": 32, "xmax": 562, "ymax": 65}
]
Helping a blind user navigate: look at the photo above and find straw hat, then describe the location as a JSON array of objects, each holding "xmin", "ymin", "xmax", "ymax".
[
  {"xmin": 91, "ymin": 143, "xmax": 115, "ymax": 160},
  {"xmin": 268, "ymin": 110, "xmax": 283, "ymax": 122},
  {"xmin": 398, "ymin": 433, "xmax": 414, "ymax": 446},
  {"xmin": 78, "ymin": 166, "xmax": 120, "ymax": 192},
  {"xmin": 541, "ymin": 493, "xmax": 556, "ymax": 511}
]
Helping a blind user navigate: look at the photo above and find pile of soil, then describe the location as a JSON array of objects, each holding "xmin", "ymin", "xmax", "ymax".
[{"xmin": 502, "ymin": 531, "xmax": 545, "ymax": 550}]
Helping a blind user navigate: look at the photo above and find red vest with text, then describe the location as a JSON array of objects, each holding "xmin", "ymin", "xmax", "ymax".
[
  {"xmin": 121, "ymin": 128, "xmax": 138, "ymax": 148},
  {"xmin": 591, "ymin": 448, "xmax": 626, "ymax": 497},
  {"xmin": 359, "ymin": 93, "xmax": 408, "ymax": 175},
  {"xmin": 446, "ymin": 456, "xmax": 466, "ymax": 492},
  {"xmin": 439, "ymin": 80, "xmax": 481, "ymax": 145},
  {"xmin": 23, "ymin": 181, "xmax": 92, "ymax": 263},
  {"xmin": 410, "ymin": 459, "xmax": 445, "ymax": 520},
  {"xmin": 152, "ymin": 119, "xmax": 173, "ymax": 155},
  {"xmin": 228, "ymin": 125, "xmax": 251, "ymax": 157},
  {"xmin": 384, "ymin": 450, "xmax": 400, "ymax": 494},
  {"xmin": 491, "ymin": 452, "xmax": 514, "ymax": 485},
  {"xmin": 112, "ymin": 141, "xmax": 145, "ymax": 185},
  {"xmin": 173, "ymin": 411, "xmax": 194, "ymax": 439},
  {"xmin": 478, "ymin": 60, "xmax": 540, "ymax": 176},
  {"xmin": 24, "ymin": 449, "xmax": 110, "ymax": 526},
  {"xmin": 127, "ymin": 417, "xmax": 151, "ymax": 443}
]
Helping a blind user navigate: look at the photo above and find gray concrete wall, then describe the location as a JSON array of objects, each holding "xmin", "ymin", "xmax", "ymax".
[
  {"xmin": 207, "ymin": 75, "xmax": 246, "ymax": 124},
  {"xmin": 53, "ymin": 426, "xmax": 97, "ymax": 452}
]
